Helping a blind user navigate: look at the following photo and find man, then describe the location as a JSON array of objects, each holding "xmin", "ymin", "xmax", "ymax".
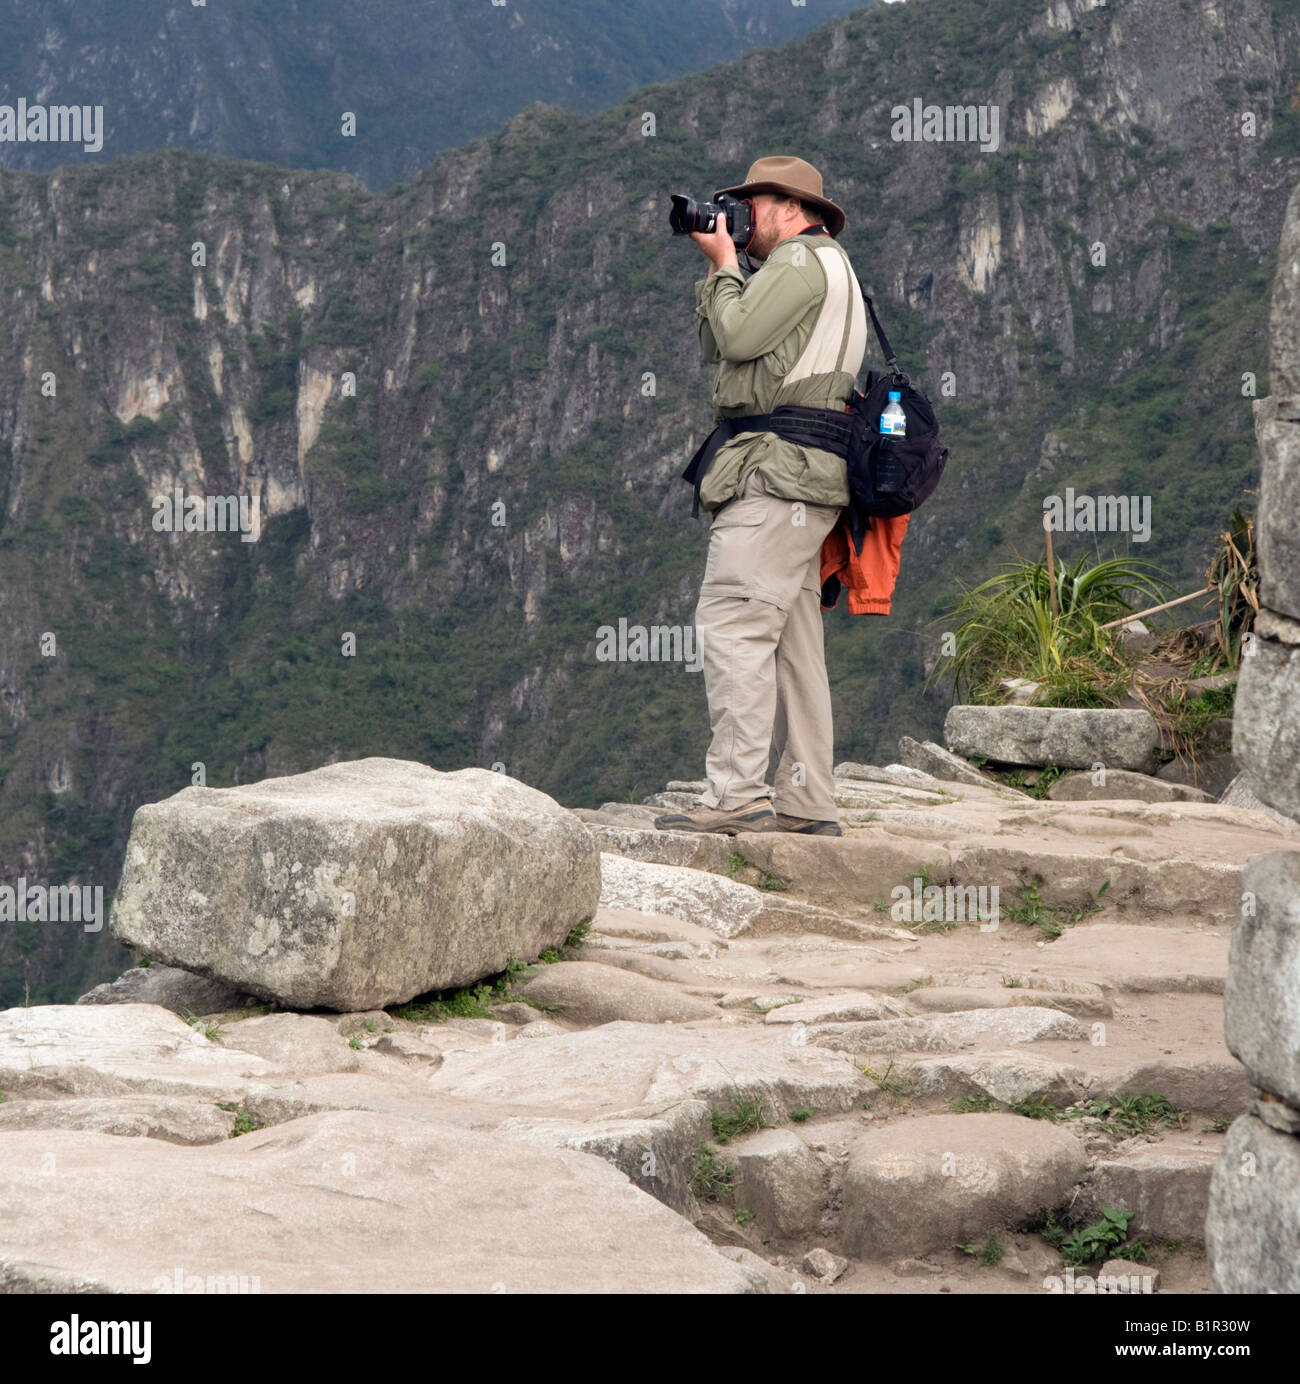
[{"xmin": 656, "ymin": 156, "xmax": 867, "ymax": 838}]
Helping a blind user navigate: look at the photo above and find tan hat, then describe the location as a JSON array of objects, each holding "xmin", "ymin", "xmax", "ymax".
[{"xmin": 713, "ymin": 155, "xmax": 846, "ymax": 238}]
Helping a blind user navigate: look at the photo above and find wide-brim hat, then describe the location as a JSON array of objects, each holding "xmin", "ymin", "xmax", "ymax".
[{"xmin": 713, "ymin": 155, "xmax": 846, "ymax": 238}]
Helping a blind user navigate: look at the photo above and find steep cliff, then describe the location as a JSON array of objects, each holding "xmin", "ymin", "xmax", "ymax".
[{"xmin": 2, "ymin": 0, "xmax": 1299, "ymax": 1001}]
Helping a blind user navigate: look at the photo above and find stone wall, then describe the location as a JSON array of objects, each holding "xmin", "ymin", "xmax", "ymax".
[{"xmin": 1206, "ymin": 180, "xmax": 1300, "ymax": 1292}]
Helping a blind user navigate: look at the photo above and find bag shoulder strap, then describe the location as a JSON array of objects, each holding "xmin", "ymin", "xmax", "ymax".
[{"xmin": 859, "ymin": 287, "xmax": 899, "ymax": 374}]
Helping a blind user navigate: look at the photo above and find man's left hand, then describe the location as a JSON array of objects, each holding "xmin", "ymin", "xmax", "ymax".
[{"xmin": 689, "ymin": 212, "xmax": 739, "ymax": 272}]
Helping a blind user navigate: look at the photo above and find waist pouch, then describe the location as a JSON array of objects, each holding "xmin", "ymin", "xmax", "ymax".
[{"xmin": 680, "ymin": 405, "xmax": 854, "ymax": 519}]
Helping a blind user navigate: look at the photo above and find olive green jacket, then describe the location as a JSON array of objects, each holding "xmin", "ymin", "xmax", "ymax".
[{"xmin": 694, "ymin": 230, "xmax": 869, "ymax": 511}]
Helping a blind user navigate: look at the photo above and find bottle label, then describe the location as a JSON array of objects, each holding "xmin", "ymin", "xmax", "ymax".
[{"xmin": 881, "ymin": 417, "xmax": 906, "ymax": 436}]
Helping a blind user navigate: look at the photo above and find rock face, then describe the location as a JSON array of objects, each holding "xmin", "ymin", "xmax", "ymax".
[
  {"xmin": 1222, "ymin": 852, "xmax": 1300, "ymax": 1110},
  {"xmin": 109, "ymin": 759, "xmax": 601, "ymax": 1011},
  {"xmin": 76, "ymin": 964, "xmax": 254, "ymax": 1016},
  {"xmin": 1208, "ymin": 179, "xmax": 1300, "ymax": 1295},
  {"xmin": 944, "ymin": 706, "xmax": 1161, "ymax": 771},
  {"xmin": 1207, "ymin": 1115, "xmax": 1300, "ymax": 1293}
]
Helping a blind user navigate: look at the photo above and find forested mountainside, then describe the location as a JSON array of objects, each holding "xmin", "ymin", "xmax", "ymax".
[
  {"xmin": 2, "ymin": 0, "xmax": 1299, "ymax": 1002},
  {"xmin": 0, "ymin": 0, "xmax": 872, "ymax": 188}
]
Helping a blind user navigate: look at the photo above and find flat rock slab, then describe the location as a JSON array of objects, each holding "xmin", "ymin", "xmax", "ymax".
[
  {"xmin": 585, "ymin": 826, "xmax": 733, "ymax": 874},
  {"xmin": 945, "ymin": 705, "xmax": 1161, "ymax": 771},
  {"xmin": 0, "ymin": 1004, "xmax": 278, "ymax": 1100},
  {"xmin": 1048, "ymin": 770, "xmax": 1212, "ymax": 804},
  {"xmin": 110, "ymin": 759, "xmax": 600, "ymax": 1011},
  {"xmin": 0, "ymin": 1110, "xmax": 764, "ymax": 1293},
  {"xmin": 840, "ymin": 1113, "xmax": 1089, "ymax": 1257},
  {"xmin": 763, "ymin": 992, "xmax": 914, "ymax": 1025},
  {"xmin": 425, "ymin": 1021, "xmax": 872, "ymax": 1121},
  {"xmin": 810, "ymin": 1006, "xmax": 1086, "ymax": 1055},
  {"xmin": 598, "ymin": 853, "xmax": 867, "ymax": 940},
  {"xmin": 0, "ymin": 1095, "xmax": 234, "ymax": 1145},
  {"xmin": 516, "ymin": 961, "xmax": 717, "ymax": 1025},
  {"xmin": 216, "ymin": 1013, "xmax": 362, "ymax": 1074},
  {"xmin": 1042, "ymin": 924, "xmax": 1230, "ymax": 994},
  {"xmin": 909, "ymin": 1052, "xmax": 1094, "ymax": 1106},
  {"xmin": 905, "ymin": 985, "xmax": 1111, "ymax": 1019}
]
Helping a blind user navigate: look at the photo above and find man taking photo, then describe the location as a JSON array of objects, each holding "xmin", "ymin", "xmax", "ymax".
[{"xmin": 656, "ymin": 156, "xmax": 868, "ymax": 838}]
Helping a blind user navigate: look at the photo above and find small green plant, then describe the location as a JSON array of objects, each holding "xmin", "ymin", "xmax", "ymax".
[
  {"xmin": 735, "ymin": 1208, "xmax": 755, "ymax": 1226},
  {"xmin": 1003, "ymin": 874, "xmax": 1109, "ymax": 939},
  {"xmin": 690, "ymin": 1142, "xmax": 736, "ymax": 1202},
  {"xmin": 789, "ymin": 1107, "xmax": 813, "ymax": 1123},
  {"xmin": 711, "ymin": 1089, "xmax": 772, "ymax": 1144},
  {"xmin": 857, "ymin": 1059, "xmax": 915, "ymax": 1098},
  {"xmin": 956, "ymin": 1237, "xmax": 1003, "ymax": 1265},
  {"xmin": 1002, "ymin": 976, "xmax": 1025, "ymax": 988},
  {"xmin": 1081, "ymin": 1092, "xmax": 1189, "ymax": 1137},
  {"xmin": 539, "ymin": 948, "xmax": 562, "ymax": 964},
  {"xmin": 184, "ymin": 1011, "xmax": 224, "ymax": 1042},
  {"xmin": 1010, "ymin": 1095, "xmax": 1064, "ymax": 1121},
  {"xmin": 215, "ymin": 1101, "xmax": 261, "ymax": 1138},
  {"xmin": 757, "ymin": 871, "xmax": 789, "ymax": 892},
  {"xmin": 364, "ymin": 1020, "xmax": 378, "ymax": 1033},
  {"xmin": 950, "ymin": 1094, "xmax": 998, "ymax": 1113},
  {"xmin": 1202, "ymin": 1116, "xmax": 1232, "ymax": 1133},
  {"xmin": 1058, "ymin": 1208, "xmax": 1146, "ymax": 1267},
  {"xmin": 874, "ymin": 899, "xmax": 890, "ymax": 912},
  {"xmin": 348, "ymin": 1035, "xmax": 364, "ymax": 1050},
  {"xmin": 564, "ymin": 919, "xmax": 592, "ymax": 950}
]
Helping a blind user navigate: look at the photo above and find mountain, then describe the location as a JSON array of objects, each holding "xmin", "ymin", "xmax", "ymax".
[
  {"xmin": 0, "ymin": 0, "xmax": 873, "ymax": 189},
  {"xmin": 2, "ymin": 0, "xmax": 1299, "ymax": 1004}
]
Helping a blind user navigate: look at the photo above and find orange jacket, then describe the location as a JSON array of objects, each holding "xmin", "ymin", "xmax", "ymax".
[{"xmin": 820, "ymin": 512, "xmax": 910, "ymax": 615}]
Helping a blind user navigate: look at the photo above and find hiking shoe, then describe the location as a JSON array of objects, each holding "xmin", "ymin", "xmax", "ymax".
[
  {"xmin": 760, "ymin": 813, "xmax": 843, "ymax": 836},
  {"xmin": 653, "ymin": 802, "xmax": 777, "ymax": 835}
]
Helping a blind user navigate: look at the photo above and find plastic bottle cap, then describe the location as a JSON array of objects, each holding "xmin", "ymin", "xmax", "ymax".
[{"xmin": 888, "ymin": 391, "xmax": 901, "ymax": 401}]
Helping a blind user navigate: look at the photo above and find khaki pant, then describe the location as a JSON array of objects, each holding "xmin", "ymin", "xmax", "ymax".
[{"xmin": 694, "ymin": 467, "xmax": 843, "ymax": 822}]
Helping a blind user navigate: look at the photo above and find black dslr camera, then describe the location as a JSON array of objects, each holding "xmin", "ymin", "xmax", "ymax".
[{"xmin": 668, "ymin": 192, "xmax": 755, "ymax": 251}]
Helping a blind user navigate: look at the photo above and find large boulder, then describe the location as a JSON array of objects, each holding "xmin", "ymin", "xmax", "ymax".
[
  {"xmin": 109, "ymin": 759, "xmax": 601, "ymax": 1011},
  {"xmin": 944, "ymin": 706, "xmax": 1161, "ymax": 771}
]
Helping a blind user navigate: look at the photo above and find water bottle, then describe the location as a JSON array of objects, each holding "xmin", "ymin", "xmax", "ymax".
[{"xmin": 880, "ymin": 390, "xmax": 907, "ymax": 437}]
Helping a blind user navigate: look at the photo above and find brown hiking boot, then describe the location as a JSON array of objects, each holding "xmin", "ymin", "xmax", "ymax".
[
  {"xmin": 653, "ymin": 802, "xmax": 777, "ymax": 835},
  {"xmin": 759, "ymin": 813, "xmax": 843, "ymax": 836}
]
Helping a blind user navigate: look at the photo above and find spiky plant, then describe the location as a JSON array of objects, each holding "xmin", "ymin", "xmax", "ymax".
[{"xmin": 932, "ymin": 554, "xmax": 1169, "ymax": 706}]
